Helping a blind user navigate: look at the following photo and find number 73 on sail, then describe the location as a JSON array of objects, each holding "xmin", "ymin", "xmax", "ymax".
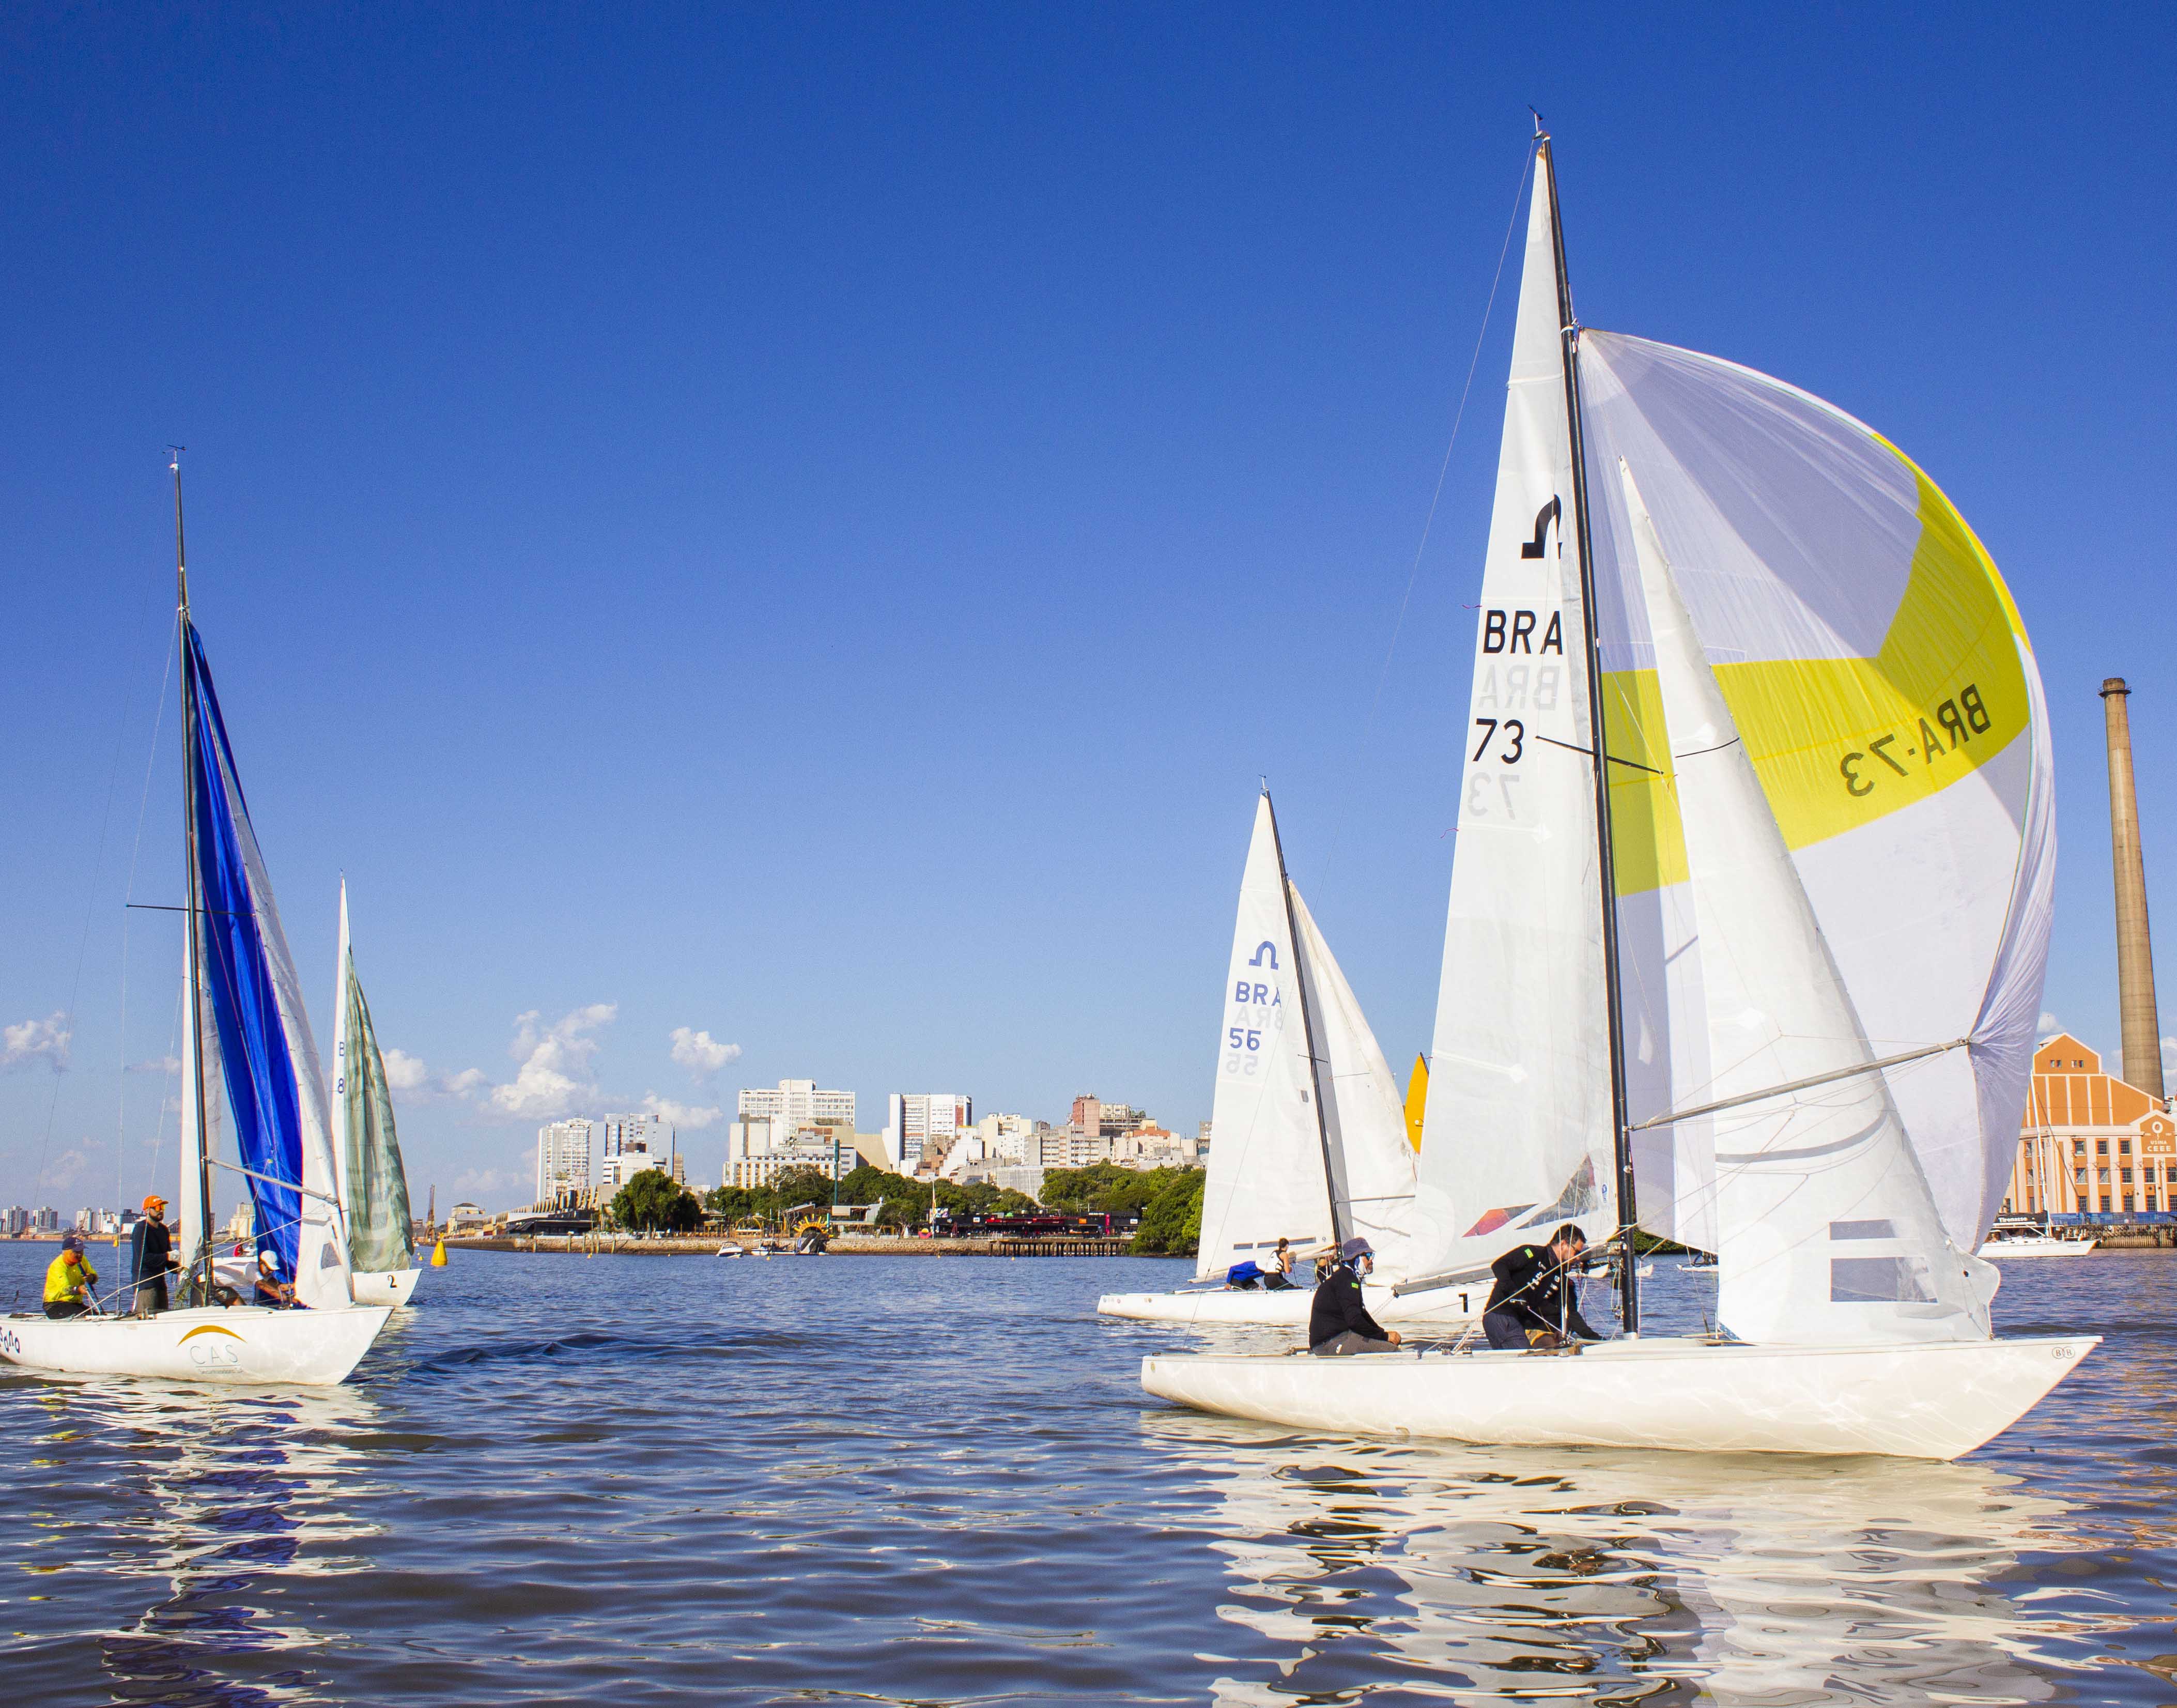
[{"xmin": 1142, "ymin": 126, "xmax": 2093, "ymax": 1459}]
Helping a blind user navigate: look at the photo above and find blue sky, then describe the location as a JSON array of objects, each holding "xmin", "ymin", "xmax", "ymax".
[{"xmin": 3, "ymin": 5, "xmax": 2172, "ymax": 1210}]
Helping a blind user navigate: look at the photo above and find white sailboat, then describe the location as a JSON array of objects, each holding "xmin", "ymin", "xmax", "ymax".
[
  {"xmin": 332, "ymin": 881, "xmax": 423, "ymax": 1306},
  {"xmin": 1141, "ymin": 128, "xmax": 2094, "ymax": 1457},
  {"xmin": 1100, "ymin": 792, "xmax": 1480, "ymax": 1327},
  {"xmin": 1, "ymin": 457, "xmax": 390, "ymax": 1386}
]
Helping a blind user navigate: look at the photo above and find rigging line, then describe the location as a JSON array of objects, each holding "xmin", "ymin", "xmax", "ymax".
[
  {"xmin": 1318, "ymin": 142, "xmax": 1532, "ymax": 886},
  {"xmin": 114, "ymin": 614, "xmax": 179, "ymax": 1216},
  {"xmin": 1628, "ymin": 1038, "xmax": 1971, "ymax": 1131},
  {"xmin": 31, "ymin": 600, "xmax": 164, "ymax": 1208},
  {"xmin": 1531, "ymin": 734, "xmax": 1663, "ymax": 775}
]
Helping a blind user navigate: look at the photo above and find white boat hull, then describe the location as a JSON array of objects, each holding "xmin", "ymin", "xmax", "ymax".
[
  {"xmin": 0, "ymin": 1304, "xmax": 392, "ymax": 1387},
  {"xmin": 1141, "ymin": 1333, "xmax": 2098, "ymax": 1460},
  {"xmin": 350, "ymin": 1267, "xmax": 423, "ymax": 1306},
  {"xmin": 1099, "ymin": 1281, "xmax": 1481, "ymax": 1327},
  {"xmin": 1976, "ymin": 1237, "xmax": 2097, "ymax": 1258}
]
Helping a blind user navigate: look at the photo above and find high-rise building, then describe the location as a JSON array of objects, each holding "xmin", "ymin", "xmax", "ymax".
[
  {"xmin": 886, "ymin": 1093, "xmax": 972, "ymax": 1170},
  {"xmin": 536, "ymin": 1118, "xmax": 595, "ymax": 1204},
  {"xmin": 739, "ymin": 1080, "xmax": 856, "ymax": 1136},
  {"xmin": 597, "ymin": 1112, "xmax": 677, "ymax": 1192},
  {"xmin": 1069, "ymin": 1095, "xmax": 1147, "ymax": 1139}
]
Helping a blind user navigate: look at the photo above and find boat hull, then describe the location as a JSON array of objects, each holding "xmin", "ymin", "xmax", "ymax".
[
  {"xmin": 1976, "ymin": 1237, "xmax": 2097, "ymax": 1258},
  {"xmin": 350, "ymin": 1267, "xmax": 423, "ymax": 1306},
  {"xmin": 0, "ymin": 1304, "xmax": 392, "ymax": 1387},
  {"xmin": 1140, "ymin": 1333, "xmax": 2098, "ymax": 1459},
  {"xmin": 1099, "ymin": 1281, "xmax": 1480, "ymax": 1327}
]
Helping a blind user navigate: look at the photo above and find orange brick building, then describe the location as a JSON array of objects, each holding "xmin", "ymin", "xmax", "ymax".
[{"xmin": 2004, "ymin": 1034, "xmax": 2176, "ymax": 1223}]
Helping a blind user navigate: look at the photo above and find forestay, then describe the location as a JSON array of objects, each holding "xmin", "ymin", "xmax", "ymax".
[
  {"xmin": 183, "ymin": 624, "xmax": 354, "ymax": 1311},
  {"xmin": 1580, "ymin": 334, "xmax": 2055, "ymax": 1254},
  {"xmin": 1622, "ymin": 460, "xmax": 1995, "ymax": 1343}
]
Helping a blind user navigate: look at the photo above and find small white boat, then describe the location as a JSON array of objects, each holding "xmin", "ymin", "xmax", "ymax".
[
  {"xmin": 1, "ymin": 460, "xmax": 389, "ymax": 1387},
  {"xmin": 2, "ymin": 1304, "xmax": 391, "ymax": 1387},
  {"xmin": 1141, "ymin": 1333, "xmax": 2099, "ymax": 1461},
  {"xmin": 1100, "ymin": 790, "xmax": 1438, "ymax": 1328},
  {"xmin": 1100, "ymin": 1279, "xmax": 1481, "ymax": 1327},
  {"xmin": 1680, "ymin": 1253, "xmax": 1718, "ymax": 1273},
  {"xmin": 716, "ymin": 1244, "xmax": 745, "ymax": 1258},
  {"xmin": 1977, "ymin": 1233, "xmax": 2097, "ymax": 1258},
  {"xmin": 350, "ymin": 1267, "xmax": 423, "ymax": 1304}
]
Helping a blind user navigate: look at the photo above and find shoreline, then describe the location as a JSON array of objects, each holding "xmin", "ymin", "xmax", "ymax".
[{"xmin": 444, "ymin": 1234, "xmax": 1170, "ymax": 1258}]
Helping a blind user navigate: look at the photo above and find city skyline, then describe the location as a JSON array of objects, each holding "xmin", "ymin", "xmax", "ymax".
[{"xmin": 3, "ymin": 9, "xmax": 2174, "ymax": 1211}]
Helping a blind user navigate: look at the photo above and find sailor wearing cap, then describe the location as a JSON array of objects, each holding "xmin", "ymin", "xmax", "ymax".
[
  {"xmin": 129, "ymin": 1195, "xmax": 177, "ymax": 1315},
  {"xmin": 42, "ymin": 1234, "xmax": 99, "ymax": 1319},
  {"xmin": 1307, "ymin": 1236, "xmax": 1403, "ymax": 1356}
]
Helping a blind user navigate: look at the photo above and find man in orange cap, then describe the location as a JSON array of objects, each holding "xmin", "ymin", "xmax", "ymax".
[{"xmin": 130, "ymin": 1194, "xmax": 177, "ymax": 1315}]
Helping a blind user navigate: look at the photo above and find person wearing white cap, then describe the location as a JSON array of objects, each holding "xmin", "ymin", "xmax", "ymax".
[{"xmin": 1307, "ymin": 1236, "xmax": 1403, "ymax": 1356}]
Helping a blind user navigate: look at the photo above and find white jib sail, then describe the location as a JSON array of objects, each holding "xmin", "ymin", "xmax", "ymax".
[
  {"xmin": 330, "ymin": 880, "xmax": 353, "ymax": 1230},
  {"xmin": 1288, "ymin": 885, "xmax": 1419, "ymax": 1273},
  {"xmin": 1194, "ymin": 795, "xmax": 1336, "ymax": 1282},
  {"xmin": 1409, "ymin": 149, "xmax": 1615, "ymax": 1282},
  {"xmin": 1621, "ymin": 459, "xmax": 1995, "ymax": 1345}
]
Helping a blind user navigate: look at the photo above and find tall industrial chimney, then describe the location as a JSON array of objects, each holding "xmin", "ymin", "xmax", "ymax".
[{"xmin": 2102, "ymin": 678, "xmax": 2163, "ymax": 1098}]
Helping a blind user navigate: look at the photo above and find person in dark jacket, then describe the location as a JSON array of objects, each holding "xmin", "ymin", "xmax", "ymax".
[
  {"xmin": 130, "ymin": 1195, "xmax": 177, "ymax": 1315},
  {"xmin": 1483, "ymin": 1224, "xmax": 1602, "ymax": 1349},
  {"xmin": 1309, "ymin": 1237, "xmax": 1404, "ymax": 1355}
]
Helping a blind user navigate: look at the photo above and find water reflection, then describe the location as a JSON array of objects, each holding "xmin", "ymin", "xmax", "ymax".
[
  {"xmin": 1152, "ymin": 1410, "xmax": 2097, "ymax": 1705},
  {"xmin": 19, "ymin": 1375, "xmax": 387, "ymax": 1705}
]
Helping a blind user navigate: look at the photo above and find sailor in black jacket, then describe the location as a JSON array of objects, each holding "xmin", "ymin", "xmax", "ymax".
[
  {"xmin": 1308, "ymin": 1237, "xmax": 1404, "ymax": 1355},
  {"xmin": 1482, "ymin": 1224, "xmax": 1602, "ymax": 1349}
]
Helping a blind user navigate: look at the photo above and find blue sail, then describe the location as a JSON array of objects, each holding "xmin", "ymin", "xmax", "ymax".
[{"xmin": 184, "ymin": 621, "xmax": 305, "ymax": 1283}]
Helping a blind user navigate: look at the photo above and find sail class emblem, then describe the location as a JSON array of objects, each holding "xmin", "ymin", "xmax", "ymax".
[{"xmin": 1248, "ymin": 942, "xmax": 1278, "ymax": 969}]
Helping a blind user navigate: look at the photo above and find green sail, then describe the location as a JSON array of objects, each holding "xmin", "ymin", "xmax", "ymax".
[{"xmin": 340, "ymin": 952, "xmax": 415, "ymax": 1273}]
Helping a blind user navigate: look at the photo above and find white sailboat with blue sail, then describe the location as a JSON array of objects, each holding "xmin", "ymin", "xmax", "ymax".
[
  {"xmin": 1142, "ymin": 127, "xmax": 2094, "ymax": 1457},
  {"xmin": 2, "ymin": 459, "xmax": 389, "ymax": 1386},
  {"xmin": 332, "ymin": 881, "xmax": 422, "ymax": 1307}
]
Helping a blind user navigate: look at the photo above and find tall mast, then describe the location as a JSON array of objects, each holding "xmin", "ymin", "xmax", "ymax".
[
  {"xmin": 1536, "ymin": 131, "xmax": 1642, "ymax": 1333},
  {"xmin": 1264, "ymin": 788, "xmax": 1348, "ymax": 1249},
  {"xmin": 174, "ymin": 449, "xmax": 215, "ymax": 1304}
]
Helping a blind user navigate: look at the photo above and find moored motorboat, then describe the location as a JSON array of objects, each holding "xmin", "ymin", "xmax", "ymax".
[{"xmin": 1977, "ymin": 1233, "xmax": 2097, "ymax": 1258}]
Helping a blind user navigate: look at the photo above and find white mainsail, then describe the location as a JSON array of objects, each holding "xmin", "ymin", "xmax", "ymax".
[
  {"xmin": 1194, "ymin": 796, "xmax": 1334, "ymax": 1281},
  {"xmin": 1409, "ymin": 151, "xmax": 1615, "ymax": 1280},
  {"xmin": 1288, "ymin": 887, "xmax": 1418, "ymax": 1269},
  {"xmin": 1620, "ymin": 460, "xmax": 1995, "ymax": 1343}
]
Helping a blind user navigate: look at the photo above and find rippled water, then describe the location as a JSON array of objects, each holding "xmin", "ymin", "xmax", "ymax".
[{"xmin": 3, "ymin": 1241, "xmax": 2173, "ymax": 1705}]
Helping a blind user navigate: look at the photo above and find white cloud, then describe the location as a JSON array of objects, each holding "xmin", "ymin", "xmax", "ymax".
[
  {"xmin": 381, "ymin": 1048, "xmax": 431, "ymax": 1091},
  {"xmin": 669, "ymin": 1027, "xmax": 741, "ymax": 1079},
  {"xmin": 640, "ymin": 1092, "xmax": 723, "ymax": 1131},
  {"xmin": 4, "ymin": 1011, "xmax": 71, "ymax": 1072},
  {"xmin": 42, "ymin": 1140, "xmax": 103, "ymax": 1193},
  {"xmin": 443, "ymin": 1067, "xmax": 487, "ymax": 1096},
  {"xmin": 2037, "ymin": 1012, "xmax": 2062, "ymax": 1038},
  {"xmin": 488, "ymin": 1004, "xmax": 617, "ymax": 1119},
  {"xmin": 453, "ymin": 1166, "xmax": 516, "ymax": 1195},
  {"xmin": 127, "ymin": 1055, "xmax": 182, "ymax": 1075}
]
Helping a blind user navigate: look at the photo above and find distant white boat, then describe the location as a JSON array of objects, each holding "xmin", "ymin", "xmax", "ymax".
[
  {"xmin": 1098, "ymin": 790, "xmax": 1468, "ymax": 1330},
  {"xmin": 1977, "ymin": 1233, "xmax": 2097, "ymax": 1258}
]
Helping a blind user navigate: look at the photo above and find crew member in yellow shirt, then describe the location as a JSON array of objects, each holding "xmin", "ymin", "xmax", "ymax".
[{"xmin": 43, "ymin": 1234, "xmax": 99, "ymax": 1319}]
